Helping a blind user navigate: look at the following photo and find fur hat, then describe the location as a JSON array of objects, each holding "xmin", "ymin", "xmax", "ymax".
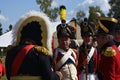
[{"xmin": 12, "ymin": 10, "xmax": 52, "ymax": 54}]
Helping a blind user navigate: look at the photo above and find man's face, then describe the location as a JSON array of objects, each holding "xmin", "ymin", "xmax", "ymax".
[
  {"xmin": 96, "ymin": 34, "xmax": 106, "ymax": 48},
  {"xmin": 114, "ymin": 32, "xmax": 120, "ymax": 42},
  {"xmin": 58, "ymin": 36, "xmax": 71, "ymax": 50},
  {"xmin": 82, "ymin": 35, "xmax": 93, "ymax": 44}
]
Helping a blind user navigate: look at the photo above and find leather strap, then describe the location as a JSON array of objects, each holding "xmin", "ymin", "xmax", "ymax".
[
  {"xmin": 87, "ymin": 46, "xmax": 96, "ymax": 62},
  {"xmin": 55, "ymin": 48, "xmax": 75, "ymax": 70},
  {"xmin": 10, "ymin": 76, "xmax": 42, "ymax": 80}
]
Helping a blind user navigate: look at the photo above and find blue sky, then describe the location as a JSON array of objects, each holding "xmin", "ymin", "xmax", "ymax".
[{"xmin": 0, "ymin": 0, "xmax": 110, "ymax": 33}]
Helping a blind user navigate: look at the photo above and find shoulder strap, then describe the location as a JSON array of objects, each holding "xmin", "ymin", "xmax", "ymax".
[
  {"xmin": 11, "ymin": 45, "xmax": 34, "ymax": 76},
  {"xmin": 87, "ymin": 46, "xmax": 96, "ymax": 62},
  {"xmin": 118, "ymin": 45, "xmax": 120, "ymax": 51},
  {"xmin": 55, "ymin": 48, "xmax": 74, "ymax": 70}
]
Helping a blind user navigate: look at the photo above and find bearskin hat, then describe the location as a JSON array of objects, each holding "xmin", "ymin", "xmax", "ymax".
[{"xmin": 12, "ymin": 11, "xmax": 52, "ymax": 54}]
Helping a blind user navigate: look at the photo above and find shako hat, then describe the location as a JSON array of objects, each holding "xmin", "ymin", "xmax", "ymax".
[
  {"xmin": 56, "ymin": 5, "xmax": 72, "ymax": 39},
  {"xmin": 80, "ymin": 18, "xmax": 94, "ymax": 36},
  {"xmin": 57, "ymin": 24, "xmax": 72, "ymax": 39}
]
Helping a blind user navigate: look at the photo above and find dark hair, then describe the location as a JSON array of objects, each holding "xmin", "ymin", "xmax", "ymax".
[{"xmin": 20, "ymin": 21, "xmax": 42, "ymax": 46}]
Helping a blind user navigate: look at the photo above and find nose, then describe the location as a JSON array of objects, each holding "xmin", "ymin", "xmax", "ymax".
[{"xmin": 63, "ymin": 41, "xmax": 67, "ymax": 44}]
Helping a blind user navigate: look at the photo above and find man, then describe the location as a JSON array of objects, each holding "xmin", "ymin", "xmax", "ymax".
[
  {"xmin": 5, "ymin": 11, "xmax": 62, "ymax": 80},
  {"xmin": 77, "ymin": 18, "xmax": 98, "ymax": 80},
  {"xmin": 113, "ymin": 19, "xmax": 120, "ymax": 51},
  {"xmin": 52, "ymin": 5, "xmax": 83, "ymax": 51},
  {"xmin": 53, "ymin": 22, "xmax": 78, "ymax": 80},
  {"xmin": 96, "ymin": 17, "xmax": 120, "ymax": 80}
]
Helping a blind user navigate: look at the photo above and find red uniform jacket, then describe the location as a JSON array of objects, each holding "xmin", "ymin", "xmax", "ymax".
[
  {"xmin": 77, "ymin": 43, "xmax": 99, "ymax": 80},
  {"xmin": 99, "ymin": 41, "xmax": 120, "ymax": 80},
  {"xmin": 0, "ymin": 60, "xmax": 6, "ymax": 78}
]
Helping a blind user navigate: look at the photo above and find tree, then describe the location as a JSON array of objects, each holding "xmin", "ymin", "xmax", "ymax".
[
  {"xmin": 88, "ymin": 6, "xmax": 105, "ymax": 26},
  {"xmin": 108, "ymin": 0, "xmax": 120, "ymax": 18},
  {"xmin": 36, "ymin": 0, "xmax": 59, "ymax": 21},
  {"xmin": 76, "ymin": 10, "xmax": 86, "ymax": 25},
  {"xmin": 0, "ymin": 23, "xmax": 3, "ymax": 35},
  {"xmin": 0, "ymin": 11, "xmax": 3, "ymax": 35},
  {"xmin": 5, "ymin": 24, "xmax": 13, "ymax": 32},
  {"xmin": 88, "ymin": 6, "xmax": 105, "ymax": 22},
  {"xmin": 9, "ymin": 24, "xmax": 12, "ymax": 31}
]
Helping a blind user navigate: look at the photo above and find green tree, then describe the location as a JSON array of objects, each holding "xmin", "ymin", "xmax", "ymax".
[
  {"xmin": 9, "ymin": 24, "xmax": 12, "ymax": 31},
  {"xmin": 0, "ymin": 10, "xmax": 3, "ymax": 35},
  {"xmin": 76, "ymin": 10, "xmax": 86, "ymax": 25},
  {"xmin": 108, "ymin": 0, "xmax": 120, "ymax": 18},
  {"xmin": 0, "ymin": 23, "xmax": 3, "ymax": 35},
  {"xmin": 88, "ymin": 6, "xmax": 105, "ymax": 25},
  {"xmin": 5, "ymin": 24, "xmax": 13, "ymax": 32},
  {"xmin": 36, "ymin": 0, "xmax": 59, "ymax": 21},
  {"xmin": 88, "ymin": 6, "xmax": 105, "ymax": 21}
]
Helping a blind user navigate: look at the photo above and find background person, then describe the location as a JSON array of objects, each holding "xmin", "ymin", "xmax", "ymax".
[
  {"xmin": 77, "ymin": 18, "xmax": 98, "ymax": 80},
  {"xmin": 96, "ymin": 17, "xmax": 120, "ymax": 80},
  {"xmin": 113, "ymin": 19, "xmax": 120, "ymax": 51}
]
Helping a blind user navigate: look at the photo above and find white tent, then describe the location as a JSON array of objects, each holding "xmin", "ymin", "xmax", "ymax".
[
  {"xmin": 0, "ymin": 31, "xmax": 13, "ymax": 47},
  {"xmin": 0, "ymin": 21, "xmax": 61, "ymax": 47}
]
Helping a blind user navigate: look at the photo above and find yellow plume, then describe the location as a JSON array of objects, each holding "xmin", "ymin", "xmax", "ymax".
[{"xmin": 60, "ymin": 5, "xmax": 66, "ymax": 23}]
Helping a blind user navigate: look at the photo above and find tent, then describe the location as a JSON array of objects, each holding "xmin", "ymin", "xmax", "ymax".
[{"xmin": 0, "ymin": 31, "xmax": 13, "ymax": 47}]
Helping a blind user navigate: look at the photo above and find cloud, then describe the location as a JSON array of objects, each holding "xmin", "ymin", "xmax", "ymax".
[
  {"xmin": 68, "ymin": 10, "xmax": 74, "ymax": 16},
  {"xmin": 77, "ymin": 0, "xmax": 110, "ymax": 16},
  {"xmin": 52, "ymin": 1, "xmax": 58, "ymax": 7},
  {"xmin": 98, "ymin": 0, "xmax": 110, "ymax": 12},
  {"xmin": 0, "ymin": 14, "xmax": 7, "ymax": 22},
  {"xmin": 52, "ymin": 0, "xmax": 110, "ymax": 19},
  {"xmin": 78, "ymin": 0, "xmax": 94, "ymax": 7}
]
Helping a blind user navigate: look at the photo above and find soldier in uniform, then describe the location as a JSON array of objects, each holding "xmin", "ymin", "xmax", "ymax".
[
  {"xmin": 53, "ymin": 21, "xmax": 78, "ymax": 80},
  {"xmin": 52, "ymin": 5, "xmax": 83, "ymax": 51},
  {"xmin": 77, "ymin": 18, "xmax": 98, "ymax": 80},
  {"xmin": 5, "ymin": 11, "xmax": 62, "ymax": 80},
  {"xmin": 96, "ymin": 17, "xmax": 120, "ymax": 80}
]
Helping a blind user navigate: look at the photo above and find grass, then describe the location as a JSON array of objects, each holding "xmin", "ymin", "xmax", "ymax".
[{"xmin": 0, "ymin": 75, "xmax": 7, "ymax": 80}]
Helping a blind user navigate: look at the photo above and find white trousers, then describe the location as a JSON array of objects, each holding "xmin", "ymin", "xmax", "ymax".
[{"xmin": 80, "ymin": 72, "xmax": 97, "ymax": 80}]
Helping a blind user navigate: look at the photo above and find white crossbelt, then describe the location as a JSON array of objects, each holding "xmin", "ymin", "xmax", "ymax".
[
  {"xmin": 118, "ymin": 45, "xmax": 120, "ymax": 51},
  {"xmin": 55, "ymin": 48, "xmax": 75, "ymax": 70},
  {"xmin": 87, "ymin": 46, "xmax": 96, "ymax": 62}
]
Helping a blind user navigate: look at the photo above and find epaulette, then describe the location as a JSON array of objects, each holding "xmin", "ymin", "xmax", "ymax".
[
  {"xmin": 34, "ymin": 46, "xmax": 50, "ymax": 56},
  {"xmin": 7, "ymin": 45, "xmax": 14, "ymax": 51},
  {"xmin": 103, "ymin": 47, "xmax": 116, "ymax": 57}
]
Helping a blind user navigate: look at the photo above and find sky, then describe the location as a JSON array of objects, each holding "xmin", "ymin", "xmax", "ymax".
[{"xmin": 0, "ymin": 0, "xmax": 110, "ymax": 33}]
